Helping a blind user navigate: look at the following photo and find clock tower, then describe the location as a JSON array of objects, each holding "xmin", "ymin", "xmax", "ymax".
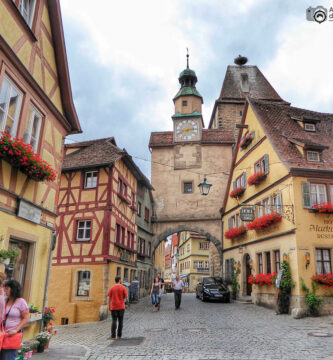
[{"xmin": 173, "ymin": 54, "xmax": 204, "ymax": 142}]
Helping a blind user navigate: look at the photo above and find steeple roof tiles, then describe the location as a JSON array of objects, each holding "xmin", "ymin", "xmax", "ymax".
[
  {"xmin": 220, "ymin": 66, "xmax": 285, "ymax": 102},
  {"xmin": 248, "ymin": 98, "xmax": 333, "ymax": 171}
]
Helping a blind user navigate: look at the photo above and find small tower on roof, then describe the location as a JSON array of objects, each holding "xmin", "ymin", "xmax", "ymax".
[{"xmin": 172, "ymin": 50, "xmax": 204, "ymax": 142}]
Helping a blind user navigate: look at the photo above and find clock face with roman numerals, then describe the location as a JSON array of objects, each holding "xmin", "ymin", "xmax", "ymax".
[{"xmin": 175, "ymin": 119, "xmax": 200, "ymax": 142}]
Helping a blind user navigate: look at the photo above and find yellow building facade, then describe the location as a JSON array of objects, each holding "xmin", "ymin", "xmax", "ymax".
[
  {"xmin": 154, "ymin": 241, "xmax": 165, "ymax": 278},
  {"xmin": 178, "ymin": 231, "xmax": 210, "ymax": 292},
  {"xmin": 0, "ymin": 0, "xmax": 81, "ymax": 339},
  {"xmin": 223, "ymin": 98, "xmax": 333, "ymax": 315}
]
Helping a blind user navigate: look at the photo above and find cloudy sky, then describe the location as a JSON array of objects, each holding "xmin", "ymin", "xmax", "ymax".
[{"xmin": 60, "ymin": 0, "xmax": 333, "ymax": 178}]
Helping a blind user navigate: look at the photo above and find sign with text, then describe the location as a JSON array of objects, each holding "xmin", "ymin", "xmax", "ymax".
[
  {"xmin": 240, "ymin": 207, "xmax": 255, "ymax": 222},
  {"xmin": 17, "ymin": 200, "xmax": 41, "ymax": 224}
]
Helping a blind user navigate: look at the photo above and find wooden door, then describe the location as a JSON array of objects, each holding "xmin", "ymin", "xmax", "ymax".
[{"xmin": 246, "ymin": 254, "xmax": 252, "ymax": 296}]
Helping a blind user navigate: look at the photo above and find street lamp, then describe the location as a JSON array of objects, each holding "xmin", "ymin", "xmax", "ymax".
[{"xmin": 198, "ymin": 176, "xmax": 212, "ymax": 196}]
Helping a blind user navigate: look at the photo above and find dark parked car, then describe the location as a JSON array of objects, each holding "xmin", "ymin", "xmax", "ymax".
[{"xmin": 196, "ymin": 276, "xmax": 230, "ymax": 302}]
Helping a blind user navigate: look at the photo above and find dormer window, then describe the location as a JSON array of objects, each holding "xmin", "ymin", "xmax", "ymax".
[
  {"xmin": 304, "ymin": 123, "xmax": 316, "ymax": 132},
  {"xmin": 307, "ymin": 151, "xmax": 320, "ymax": 162},
  {"xmin": 240, "ymin": 73, "xmax": 250, "ymax": 93},
  {"xmin": 19, "ymin": 0, "xmax": 36, "ymax": 28}
]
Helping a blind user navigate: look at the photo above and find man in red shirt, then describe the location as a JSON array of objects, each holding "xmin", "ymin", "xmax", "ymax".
[{"xmin": 108, "ymin": 276, "xmax": 128, "ymax": 339}]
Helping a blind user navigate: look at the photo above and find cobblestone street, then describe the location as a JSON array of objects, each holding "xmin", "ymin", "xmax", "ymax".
[{"xmin": 37, "ymin": 293, "xmax": 333, "ymax": 360}]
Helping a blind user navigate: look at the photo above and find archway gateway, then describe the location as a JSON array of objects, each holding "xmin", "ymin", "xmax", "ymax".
[{"xmin": 152, "ymin": 219, "xmax": 223, "ymax": 277}]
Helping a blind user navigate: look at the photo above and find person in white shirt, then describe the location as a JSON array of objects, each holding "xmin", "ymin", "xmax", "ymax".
[{"xmin": 173, "ymin": 275, "xmax": 184, "ymax": 310}]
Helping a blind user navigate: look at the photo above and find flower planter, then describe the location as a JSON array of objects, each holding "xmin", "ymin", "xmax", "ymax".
[
  {"xmin": 239, "ymin": 132, "xmax": 254, "ymax": 150},
  {"xmin": 247, "ymin": 172, "xmax": 267, "ymax": 186},
  {"xmin": 248, "ymin": 272, "xmax": 277, "ymax": 286},
  {"xmin": 312, "ymin": 203, "xmax": 333, "ymax": 213},
  {"xmin": 247, "ymin": 212, "xmax": 282, "ymax": 231},
  {"xmin": 312, "ymin": 273, "xmax": 333, "ymax": 287},
  {"xmin": 230, "ymin": 186, "xmax": 245, "ymax": 198},
  {"xmin": 225, "ymin": 225, "xmax": 247, "ymax": 240},
  {"xmin": 0, "ymin": 131, "xmax": 56, "ymax": 182}
]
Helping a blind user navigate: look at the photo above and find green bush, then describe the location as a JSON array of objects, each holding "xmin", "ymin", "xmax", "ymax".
[
  {"xmin": 278, "ymin": 261, "xmax": 294, "ymax": 314},
  {"xmin": 231, "ymin": 259, "xmax": 240, "ymax": 300},
  {"xmin": 301, "ymin": 279, "xmax": 323, "ymax": 316}
]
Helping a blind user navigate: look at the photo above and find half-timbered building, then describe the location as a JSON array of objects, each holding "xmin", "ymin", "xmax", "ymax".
[
  {"xmin": 49, "ymin": 137, "xmax": 152, "ymax": 324},
  {"xmin": 0, "ymin": 0, "xmax": 81, "ymax": 339}
]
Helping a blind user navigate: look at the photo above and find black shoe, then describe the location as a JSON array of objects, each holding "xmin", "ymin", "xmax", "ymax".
[{"xmin": 111, "ymin": 336, "xmax": 116, "ymax": 339}]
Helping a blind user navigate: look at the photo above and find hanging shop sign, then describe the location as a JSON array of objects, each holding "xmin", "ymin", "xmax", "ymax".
[
  {"xmin": 17, "ymin": 200, "xmax": 41, "ymax": 224},
  {"xmin": 240, "ymin": 207, "xmax": 255, "ymax": 222}
]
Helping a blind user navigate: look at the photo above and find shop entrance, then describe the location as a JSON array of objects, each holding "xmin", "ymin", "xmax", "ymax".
[{"xmin": 245, "ymin": 254, "xmax": 252, "ymax": 296}]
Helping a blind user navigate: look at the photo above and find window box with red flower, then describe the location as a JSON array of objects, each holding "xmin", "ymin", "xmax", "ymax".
[
  {"xmin": 0, "ymin": 131, "xmax": 56, "ymax": 182},
  {"xmin": 247, "ymin": 171, "xmax": 267, "ymax": 186},
  {"xmin": 230, "ymin": 186, "xmax": 245, "ymax": 198},
  {"xmin": 225, "ymin": 225, "xmax": 247, "ymax": 240},
  {"xmin": 312, "ymin": 203, "xmax": 333, "ymax": 213},
  {"xmin": 239, "ymin": 132, "xmax": 254, "ymax": 150},
  {"xmin": 248, "ymin": 272, "xmax": 277, "ymax": 286},
  {"xmin": 312, "ymin": 273, "xmax": 333, "ymax": 287},
  {"xmin": 247, "ymin": 212, "xmax": 282, "ymax": 231}
]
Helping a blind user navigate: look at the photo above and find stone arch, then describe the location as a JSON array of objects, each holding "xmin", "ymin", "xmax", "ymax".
[{"xmin": 152, "ymin": 224, "xmax": 222, "ymax": 263}]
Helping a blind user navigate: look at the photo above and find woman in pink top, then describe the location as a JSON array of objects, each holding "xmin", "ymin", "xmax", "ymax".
[
  {"xmin": 0, "ymin": 274, "xmax": 5, "ymax": 322},
  {"xmin": 0, "ymin": 280, "xmax": 29, "ymax": 360}
]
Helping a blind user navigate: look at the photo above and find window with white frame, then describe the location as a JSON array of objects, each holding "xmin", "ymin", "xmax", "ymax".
[
  {"xmin": 187, "ymin": 244, "xmax": 190, "ymax": 252},
  {"xmin": 307, "ymin": 151, "xmax": 320, "ymax": 162},
  {"xmin": 316, "ymin": 249, "xmax": 332, "ymax": 274},
  {"xmin": 310, "ymin": 184, "xmax": 327, "ymax": 206},
  {"xmin": 199, "ymin": 242, "xmax": 209, "ymax": 250},
  {"xmin": 258, "ymin": 253, "xmax": 263, "ymax": 273},
  {"xmin": 0, "ymin": 76, "xmax": 23, "ymax": 136},
  {"xmin": 262, "ymin": 197, "xmax": 270, "ymax": 214},
  {"xmin": 76, "ymin": 220, "xmax": 91, "ymax": 241},
  {"xmin": 205, "ymin": 260, "xmax": 209, "ymax": 268},
  {"xmin": 84, "ymin": 171, "xmax": 98, "ymax": 189},
  {"xmin": 256, "ymin": 202, "xmax": 263, "ymax": 217},
  {"xmin": 23, "ymin": 104, "xmax": 42, "ymax": 152},
  {"xmin": 77, "ymin": 271, "xmax": 91, "ymax": 296},
  {"xmin": 272, "ymin": 192, "xmax": 282, "ymax": 214},
  {"xmin": 304, "ymin": 123, "xmax": 316, "ymax": 132},
  {"xmin": 19, "ymin": 0, "xmax": 36, "ymax": 27}
]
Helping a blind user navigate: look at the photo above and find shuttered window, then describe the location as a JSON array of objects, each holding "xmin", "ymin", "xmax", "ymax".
[
  {"xmin": 258, "ymin": 253, "xmax": 263, "ymax": 273},
  {"xmin": 274, "ymin": 250, "xmax": 280, "ymax": 272},
  {"xmin": 302, "ymin": 182, "xmax": 328, "ymax": 208},
  {"xmin": 233, "ymin": 172, "xmax": 247, "ymax": 189},
  {"xmin": 254, "ymin": 154, "xmax": 269, "ymax": 174}
]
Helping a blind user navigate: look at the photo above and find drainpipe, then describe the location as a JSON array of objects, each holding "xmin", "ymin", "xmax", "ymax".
[
  {"xmin": 40, "ymin": 231, "xmax": 56, "ymax": 331},
  {"xmin": 219, "ymin": 208, "xmax": 224, "ymax": 279}
]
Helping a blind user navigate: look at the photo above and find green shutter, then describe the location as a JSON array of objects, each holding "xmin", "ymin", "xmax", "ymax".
[
  {"xmin": 233, "ymin": 180, "xmax": 236, "ymax": 190},
  {"xmin": 264, "ymin": 154, "xmax": 269, "ymax": 174},
  {"xmin": 228, "ymin": 217, "xmax": 232, "ymax": 229},
  {"xmin": 302, "ymin": 182, "xmax": 311, "ymax": 208},
  {"xmin": 242, "ymin": 172, "xmax": 247, "ymax": 188}
]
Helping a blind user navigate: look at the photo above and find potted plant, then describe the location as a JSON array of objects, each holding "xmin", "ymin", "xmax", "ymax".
[
  {"xmin": 224, "ymin": 225, "xmax": 247, "ymax": 240},
  {"xmin": 248, "ymin": 272, "xmax": 277, "ymax": 286},
  {"xmin": 0, "ymin": 248, "xmax": 19, "ymax": 265},
  {"xmin": 312, "ymin": 273, "xmax": 333, "ymax": 287},
  {"xmin": 42, "ymin": 306, "xmax": 55, "ymax": 328},
  {"xmin": 312, "ymin": 202, "xmax": 333, "ymax": 213},
  {"xmin": 230, "ymin": 186, "xmax": 245, "ymax": 198},
  {"xmin": 247, "ymin": 171, "xmax": 267, "ymax": 186},
  {"xmin": 239, "ymin": 132, "xmax": 254, "ymax": 149},
  {"xmin": 247, "ymin": 212, "xmax": 282, "ymax": 231},
  {"xmin": 0, "ymin": 131, "xmax": 56, "ymax": 182},
  {"xmin": 35, "ymin": 332, "xmax": 52, "ymax": 353}
]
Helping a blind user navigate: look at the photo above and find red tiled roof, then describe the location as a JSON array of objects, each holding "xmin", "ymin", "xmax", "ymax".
[
  {"xmin": 249, "ymin": 99, "xmax": 333, "ymax": 171},
  {"xmin": 65, "ymin": 137, "xmax": 116, "ymax": 148},
  {"xmin": 63, "ymin": 137, "xmax": 153, "ymax": 189},
  {"xmin": 149, "ymin": 129, "xmax": 235, "ymax": 147},
  {"xmin": 63, "ymin": 138, "xmax": 123, "ymax": 170}
]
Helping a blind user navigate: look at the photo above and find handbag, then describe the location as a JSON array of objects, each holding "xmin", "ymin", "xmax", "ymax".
[
  {"xmin": 0, "ymin": 320, "xmax": 5, "ymax": 350},
  {"xmin": 2, "ymin": 303, "xmax": 23, "ymax": 350}
]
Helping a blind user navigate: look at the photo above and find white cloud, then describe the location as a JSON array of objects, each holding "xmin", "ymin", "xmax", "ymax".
[{"xmin": 264, "ymin": 14, "xmax": 333, "ymax": 112}]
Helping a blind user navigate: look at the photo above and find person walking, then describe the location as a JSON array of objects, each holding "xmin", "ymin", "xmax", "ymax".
[
  {"xmin": 173, "ymin": 275, "xmax": 184, "ymax": 310},
  {"xmin": 157, "ymin": 273, "xmax": 164, "ymax": 311},
  {"xmin": 150, "ymin": 276, "xmax": 161, "ymax": 312},
  {"xmin": 108, "ymin": 276, "xmax": 128, "ymax": 339},
  {"xmin": 0, "ymin": 280, "xmax": 29, "ymax": 360}
]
